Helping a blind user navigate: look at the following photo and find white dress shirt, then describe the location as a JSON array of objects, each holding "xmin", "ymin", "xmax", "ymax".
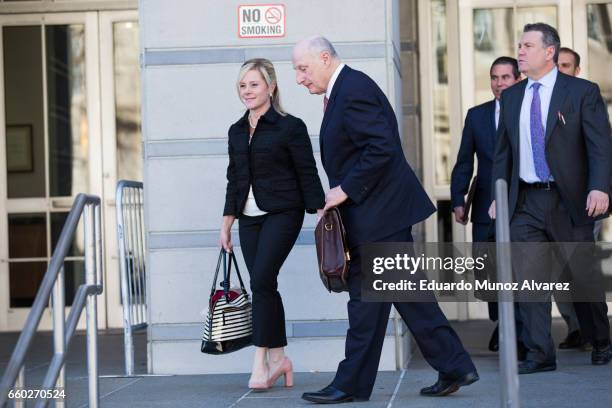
[
  {"xmin": 495, "ymin": 99, "xmax": 500, "ymax": 130},
  {"xmin": 518, "ymin": 67, "xmax": 558, "ymax": 183},
  {"xmin": 326, "ymin": 63, "xmax": 346, "ymax": 99},
  {"xmin": 242, "ymin": 133, "xmax": 267, "ymax": 217}
]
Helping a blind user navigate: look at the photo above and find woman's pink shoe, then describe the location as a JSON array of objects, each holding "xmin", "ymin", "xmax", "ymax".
[
  {"xmin": 248, "ymin": 377, "xmax": 270, "ymax": 391},
  {"xmin": 267, "ymin": 357, "xmax": 294, "ymax": 388},
  {"xmin": 248, "ymin": 369, "xmax": 270, "ymax": 391}
]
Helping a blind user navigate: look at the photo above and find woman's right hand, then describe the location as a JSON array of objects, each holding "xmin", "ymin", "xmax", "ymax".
[
  {"xmin": 219, "ymin": 228, "xmax": 233, "ymax": 253},
  {"xmin": 219, "ymin": 215, "xmax": 236, "ymax": 253}
]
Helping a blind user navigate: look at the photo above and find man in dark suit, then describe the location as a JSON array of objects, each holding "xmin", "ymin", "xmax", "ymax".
[
  {"xmin": 293, "ymin": 35, "xmax": 478, "ymax": 403},
  {"xmin": 490, "ymin": 23, "xmax": 612, "ymax": 374},
  {"xmin": 451, "ymin": 56, "xmax": 521, "ymax": 352},
  {"xmin": 554, "ymin": 46, "xmax": 590, "ymax": 350}
]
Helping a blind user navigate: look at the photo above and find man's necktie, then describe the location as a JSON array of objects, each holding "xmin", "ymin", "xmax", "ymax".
[
  {"xmin": 530, "ymin": 82, "xmax": 550, "ymax": 181},
  {"xmin": 323, "ymin": 96, "xmax": 329, "ymax": 112}
]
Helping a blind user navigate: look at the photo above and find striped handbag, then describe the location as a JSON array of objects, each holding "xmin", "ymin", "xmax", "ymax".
[{"xmin": 201, "ymin": 250, "xmax": 253, "ymax": 354}]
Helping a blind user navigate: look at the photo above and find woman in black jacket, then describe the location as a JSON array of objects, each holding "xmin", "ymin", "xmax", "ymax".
[{"xmin": 220, "ymin": 58, "xmax": 325, "ymax": 390}]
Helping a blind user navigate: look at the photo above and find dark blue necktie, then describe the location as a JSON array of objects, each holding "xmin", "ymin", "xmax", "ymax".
[{"xmin": 530, "ymin": 82, "xmax": 550, "ymax": 181}]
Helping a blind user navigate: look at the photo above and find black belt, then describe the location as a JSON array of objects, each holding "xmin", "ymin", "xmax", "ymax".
[{"xmin": 519, "ymin": 180, "xmax": 556, "ymax": 190}]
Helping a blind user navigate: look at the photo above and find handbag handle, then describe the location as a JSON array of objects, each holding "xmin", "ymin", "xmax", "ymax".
[
  {"xmin": 210, "ymin": 249, "xmax": 224, "ymax": 294},
  {"xmin": 226, "ymin": 252, "xmax": 248, "ymax": 296},
  {"xmin": 210, "ymin": 250, "xmax": 249, "ymax": 302},
  {"xmin": 209, "ymin": 249, "xmax": 226, "ymax": 305}
]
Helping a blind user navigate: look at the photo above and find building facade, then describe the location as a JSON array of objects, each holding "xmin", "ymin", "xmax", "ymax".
[{"xmin": 0, "ymin": 0, "xmax": 610, "ymax": 374}]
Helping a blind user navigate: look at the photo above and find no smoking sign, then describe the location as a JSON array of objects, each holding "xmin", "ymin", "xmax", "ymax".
[{"xmin": 238, "ymin": 4, "xmax": 286, "ymax": 38}]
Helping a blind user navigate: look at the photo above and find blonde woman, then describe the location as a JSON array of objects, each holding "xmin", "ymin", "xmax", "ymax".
[{"xmin": 220, "ymin": 58, "xmax": 325, "ymax": 390}]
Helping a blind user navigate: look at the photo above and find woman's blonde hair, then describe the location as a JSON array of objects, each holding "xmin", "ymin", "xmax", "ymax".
[{"xmin": 237, "ymin": 58, "xmax": 286, "ymax": 116}]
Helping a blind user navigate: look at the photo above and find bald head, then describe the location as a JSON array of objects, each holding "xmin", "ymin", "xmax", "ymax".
[
  {"xmin": 294, "ymin": 35, "xmax": 339, "ymax": 59},
  {"xmin": 292, "ymin": 35, "xmax": 341, "ymax": 95}
]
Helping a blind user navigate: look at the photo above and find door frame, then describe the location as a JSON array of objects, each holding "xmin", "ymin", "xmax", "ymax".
[
  {"xmin": 0, "ymin": 11, "xmax": 104, "ymax": 331},
  {"xmin": 99, "ymin": 10, "xmax": 140, "ymax": 329}
]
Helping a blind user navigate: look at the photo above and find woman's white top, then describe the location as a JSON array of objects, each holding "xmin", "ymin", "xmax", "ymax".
[{"xmin": 242, "ymin": 130, "xmax": 267, "ymax": 217}]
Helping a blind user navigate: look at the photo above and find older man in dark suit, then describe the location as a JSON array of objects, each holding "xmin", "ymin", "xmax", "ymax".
[
  {"xmin": 293, "ymin": 35, "xmax": 478, "ymax": 404},
  {"xmin": 451, "ymin": 56, "xmax": 521, "ymax": 352},
  {"xmin": 490, "ymin": 23, "xmax": 612, "ymax": 374}
]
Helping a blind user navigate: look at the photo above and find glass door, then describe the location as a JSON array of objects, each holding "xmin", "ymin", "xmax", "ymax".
[
  {"xmin": 99, "ymin": 10, "xmax": 142, "ymax": 329},
  {"xmin": 460, "ymin": 0, "xmax": 572, "ymax": 111},
  {"xmin": 0, "ymin": 12, "xmax": 103, "ymax": 331},
  {"xmin": 573, "ymin": 0, "xmax": 612, "ymax": 309}
]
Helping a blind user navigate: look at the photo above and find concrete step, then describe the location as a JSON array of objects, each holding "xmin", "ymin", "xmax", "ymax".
[{"xmin": 148, "ymin": 320, "xmax": 411, "ymax": 374}]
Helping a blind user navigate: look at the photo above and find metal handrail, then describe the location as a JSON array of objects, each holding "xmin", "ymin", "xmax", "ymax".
[
  {"xmin": 0, "ymin": 194, "xmax": 104, "ymax": 408},
  {"xmin": 116, "ymin": 180, "xmax": 147, "ymax": 376},
  {"xmin": 495, "ymin": 179, "xmax": 520, "ymax": 408}
]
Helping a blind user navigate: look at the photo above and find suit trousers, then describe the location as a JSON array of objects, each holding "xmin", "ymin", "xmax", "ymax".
[
  {"xmin": 554, "ymin": 267, "xmax": 581, "ymax": 334},
  {"xmin": 510, "ymin": 186, "xmax": 610, "ymax": 363},
  {"xmin": 331, "ymin": 227, "xmax": 476, "ymax": 399},
  {"xmin": 238, "ymin": 209, "xmax": 304, "ymax": 348},
  {"xmin": 473, "ymin": 222, "xmax": 499, "ymax": 321}
]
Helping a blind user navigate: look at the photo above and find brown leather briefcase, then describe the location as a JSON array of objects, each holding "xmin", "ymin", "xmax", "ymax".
[{"xmin": 314, "ymin": 208, "xmax": 350, "ymax": 293}]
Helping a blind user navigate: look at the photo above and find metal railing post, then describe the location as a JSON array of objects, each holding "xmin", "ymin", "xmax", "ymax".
[
  {"xmin": 495, "ymin": 179, "xmax": 520, "ymax": 408},
  {"xmin": 52, "ymin": 266, "xmax": 66, "ymax": 408},
  {"xmin": 0, "ymin": 194, "xmax": 104, "ymax": 408},
  {"xmin": 116, "ymin": 180, "xmax": 147, "ymax": 377},
  {"xmin": 85, "ymin": 203, "xmax": 100, "ymax": 408},
  {"xmin": 14, "ymin": 367, "xmax": 25, "ymax": 408},
  {"xmin": 118, "ymin": 185, "xmax": 134, "ymax": 376}
]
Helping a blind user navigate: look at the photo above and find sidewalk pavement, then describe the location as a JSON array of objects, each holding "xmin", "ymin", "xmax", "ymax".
[{"xmin": 1, "ymin": 319, "xmax": 611, "ymax": 407}]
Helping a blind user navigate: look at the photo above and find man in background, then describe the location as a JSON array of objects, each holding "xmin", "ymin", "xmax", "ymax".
[
  {"xmin": 553, "ymin": 46, "xmax": 591, "ymax": 351},
  {"xmin": 451, "ymin": 56, "xmax": 521, "ymax": 352},
  {"xmin": 491, "ymin": 23, "xmax": 612, "ymax": 373}
]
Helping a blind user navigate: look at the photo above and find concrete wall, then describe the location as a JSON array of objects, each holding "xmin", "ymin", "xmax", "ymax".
[{"xmin": 140, "ymin": 0, "xmax": 411, "ymax": 374}]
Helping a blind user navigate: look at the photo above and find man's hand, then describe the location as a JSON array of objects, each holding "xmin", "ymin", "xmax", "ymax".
[
  {"xmin": 488, "ymin": 200, "xmax": 496, "ymax": 220},
  {"xmin": 586, "ymin": 190, "xmax": 609, "ymax": 217},
  {"xmin": 316, "ymin": 208, "xmax": 325, "ymax": 223},
  {"xmin": 453, "ymin": 206, "xmax": 468, "ymax": 225},
  {"xmin": 324, "ymin": 186, "xmax": 349, "ymax": 211}
]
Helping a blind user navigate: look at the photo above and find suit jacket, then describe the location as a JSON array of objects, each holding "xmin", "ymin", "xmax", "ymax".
[
  {"xmin": 451, "ymin": 99, "xmax": 497, "ymax": 224},
  {"xmin": 492, "ymin": 71, "xmax": 612, "ymax": 225},
  {"xmin": 223, "ymin": 107, "xmax": 325, "ymax": 217},
  {"xmin": 320, "ymin": 65, "xmax": 435, "ymax": 248}
]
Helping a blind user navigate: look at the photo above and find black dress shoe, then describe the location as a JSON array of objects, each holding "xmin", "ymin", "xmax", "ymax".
[
  {"xmin": 420, "ymin": 371, "xmax": 479, "ymax": 397},
  {"xmin": 559, "ymin": 330, "xmax": 584, "ymax": 349},
  {"xmin": 302, "ymin": 385, "xmax": 356, "ymax": 404},
  {"xmin": 591, "ymin": 345, "xmax": 612, "ymax": 365},
  {"xmin": 518, "ymin": 360, "xmax": 556, "ymax": 374},
  {"xmin": 488, "ymin": 325, "xmax": 499, "ymax": 352}
]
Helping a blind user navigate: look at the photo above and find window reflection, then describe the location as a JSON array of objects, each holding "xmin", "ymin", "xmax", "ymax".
[
  {"xmin": 587, "ymin": 3, "xmax": 612, "ymax": 242},
  {"xmin": 114, "ymin": 21, "xmax": 142, "ymax": 182},
  {"xmin": 9, "ymin": 262, "xmax": 47, "ymax": 308},
  {"xmin": 51, "ymin": 212, "xmax": 84, "ymax": 257},
  {"xmin": 473, "ymin": 8, "xmax": 513, "ymax": 104},
  {"xmin": 432, "ymin": 0, "xmax": 451, "ymax": 185},
  {"xmin": 516, "ymin": 7, "xmax": 558, "ymax": 41},
  {"xmin": 8, "ymin": 213, "xmax": 47, "ymax": 259},
  {"xmin": 3, "ymin": 26, "xmax": 46, "ymax": 199},
  {"xmin": 47, "ymin": 24, "xmax": 89, "ymax": 198}
]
